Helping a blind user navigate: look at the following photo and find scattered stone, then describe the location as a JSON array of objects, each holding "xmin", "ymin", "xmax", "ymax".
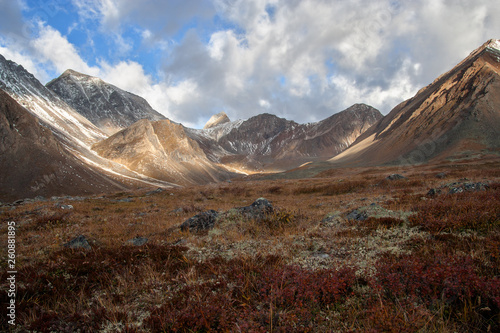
[
  {"xmin": 113, "ymin": 198, "xmax": 133, "ymax": 203},
  {"xmin": 426, "ymin": 188, "xmax": 442, "ymax": 197},
  {"xmin": 68, "ymin": 196, "xmax": 85, "ymax": 201},
  {"xmin": 55, "ymin": 203, "xmax": 74, "ymax": 210},
  {"xmin": 34, "ymin": 196, "xmax": 47, "ymax": 201},
  {"xmin": 173, "ymin": 239, "xmax": 187, "ymax": 246},
  {"xmin": 236, "ymin": 198, "xmax": 273, "ymax": 220},
  {"xmin": 435, "ymin": 172, "xmax": 447, "ymax": 179},
  {"xmin": 146, "ymin": 188, "xmax": 165, "ymax": 196},
  {"xmin": 320, "ymin": 212, "xmax": 343, "ymax": 226},
  {"xmin": 180, "ymin": 210, "xmax": 219, "ymax": 232},
  {"xmin": 386, "ymin": 174, "xmax": 407, "ymax": 181},
  {"xmin": 127, "ymin": 237, "xmax": 148, "ymax": 246},
  {"xmin": 63, "ymin": 235, "xmax": 91, "ymax": 250},
  {"xmin": 311, "ymin": 252, "xmax": 330, "ymax": 259},
  {"xmin": 346, "ymin": 209, "xmax": 368, "ymax": 221}
]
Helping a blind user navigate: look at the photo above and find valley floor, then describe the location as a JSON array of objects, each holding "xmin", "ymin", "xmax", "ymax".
[{"xmin": 1, "ymin": 157, "xmax": 499, "ymax": 332}]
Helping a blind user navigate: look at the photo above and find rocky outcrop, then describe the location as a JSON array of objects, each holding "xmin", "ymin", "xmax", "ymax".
[
  {"xmin": 180, "ymin": 210, "xmax": 219, "ymax": 232},
  {"xmin": 180, "ymin": 198, "xmax": 274, "ymax": 233},
  {"xmin": 63, "ymin": 235, "xmax": 91, "ymax": 250}
]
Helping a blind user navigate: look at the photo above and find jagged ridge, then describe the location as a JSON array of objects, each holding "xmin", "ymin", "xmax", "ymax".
[{"xmin": 47, "ymin": 69, "xmax": 166, "ymax": 135}]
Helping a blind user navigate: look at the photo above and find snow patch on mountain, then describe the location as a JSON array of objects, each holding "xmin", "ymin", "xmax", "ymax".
[{"xmin": 487, "ymin": 39, "xmax": 500, "ymax": 52}]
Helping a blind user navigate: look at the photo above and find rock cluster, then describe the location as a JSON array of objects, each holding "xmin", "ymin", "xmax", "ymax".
[
  {"xmin": 427, "ymin": 181, "xmax": 490, "ymax": 197},
  {"xmin": 180, "ymin": 198, "xmax": 273, "ymax": 233}
]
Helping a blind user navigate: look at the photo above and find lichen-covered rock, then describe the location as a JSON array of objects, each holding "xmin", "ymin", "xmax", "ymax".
[
  {"xmin": 63, "ymin": 235, "xmax": 91, "ymax": 250},
  {"xmin": 428, "ymin": 182, "xmax": 491, "ymax": 196},
  {"xmin": 448, "ymin": 182, "xmax": 489, "ymax": 194},
  {"xmin": 386, "ymin": 174, "xmax": 407, "ymax": 181},
  {"xmin": 127, "ymin": 237, "xmax": 148, "ymax": 246},
  {"xmin": 180, "ymin": 210, "xmax": 219, "ymax": 232},
  {"xmin": 236, "ymin": 198, "xmax": 273, "ymax": 220},
  {"xmin": 346, "ymin": 209, "xmax": 368, "ymax": 221}
]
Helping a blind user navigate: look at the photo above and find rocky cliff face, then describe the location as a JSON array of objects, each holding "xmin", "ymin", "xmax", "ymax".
[
  {"xmin": 46, "ymin": 69, "xmax": 166, "ymax": 135},
  {"xmin": 330, "ymin": 39, "xmax": 500, "ymax": 167}
]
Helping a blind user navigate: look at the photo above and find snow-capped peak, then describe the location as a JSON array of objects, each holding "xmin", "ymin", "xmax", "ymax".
[{"xmin": 486, "ymin": 39, "xmax": 500, "ymax": 52}]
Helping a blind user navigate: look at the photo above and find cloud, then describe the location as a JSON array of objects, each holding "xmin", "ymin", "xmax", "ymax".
[
  {"xmin": 73, "ymin": 0, "xmax": 215, "ymax": 36},
  {"xmin": 30, "ymin": 23, "xmax": 100, "ymax": 76},
  {"xmin": 1, "ymin": 0, "xmax": 500, "ymax": 128},
  {"xmin": 0, "ymin": 0, "xmax": 26, "ymax": 38},
  {"xmin": 160, "ymin": 0, "xmax": 500, "ymax": 125}
]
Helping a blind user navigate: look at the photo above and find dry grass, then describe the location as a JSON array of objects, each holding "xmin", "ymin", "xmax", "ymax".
[{"xmin": 1, "ymin": 158, "xmax": 499, "ymax": 332}]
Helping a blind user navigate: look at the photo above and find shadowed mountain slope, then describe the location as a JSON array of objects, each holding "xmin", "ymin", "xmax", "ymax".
[{"xmin": 0, "ymin": 89, "xmax": 133, "ymax": 201}]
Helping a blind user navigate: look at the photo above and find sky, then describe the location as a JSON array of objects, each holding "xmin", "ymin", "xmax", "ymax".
[{"xmin": 0, "ymin": 0, "xmax": 499, "ymax": 128}]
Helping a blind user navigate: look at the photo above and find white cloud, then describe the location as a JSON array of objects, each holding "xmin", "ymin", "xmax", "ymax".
[
  {"xmin": 2, "ymin": 0, "xmax": 500, "ymax": 128},
  {"xmin": 30, "ymin": 23, "xmax": 100, "ymax": 76},
  {"xmin": 259, "ymin": 99, "xmax": 271, "ymax": 109}
]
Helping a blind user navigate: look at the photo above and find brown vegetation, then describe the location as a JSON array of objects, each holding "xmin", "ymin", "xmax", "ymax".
[{"xmin": 0, "ymin": 158, "xmax": 499, "ymax": 332}]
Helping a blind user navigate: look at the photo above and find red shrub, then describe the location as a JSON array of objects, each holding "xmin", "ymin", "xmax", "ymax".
[{"xmin": 409, "ymin": 189, "xmax": 500, "ymax": 233}]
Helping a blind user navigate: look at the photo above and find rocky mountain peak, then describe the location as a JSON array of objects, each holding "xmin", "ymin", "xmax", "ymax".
[
  {"xmin": 47, "ymin": 69, "xmax": 166, "ymax": 135},
  {"xmin": 204, "ymin": 111, "xmax": 231, "ymax": 129},
  {"xmin": 486, "ymin": 39, "xmax": 500, "ymax": 55},
  {"xmin": 56, "ymin": 69, "xmax": 101, "ymax": 83},
  {"xmin": 330, "ymin": 39, "xmax": 500, "ymax": 166}
]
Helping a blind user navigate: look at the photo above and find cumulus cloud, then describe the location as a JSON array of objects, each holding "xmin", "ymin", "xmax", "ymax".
[
  {"xmin": 164, "ymin": 0, "xmax": 500, "ymax": 124},
  {"xmin": 1, "ymin": 0, "xmax": 500, "ymax": 128},
  {"xmin": 73, "ymin": 0, "xmax": 214, "ymax": 36},
  {"xmin": 31, "ymin": 23, "xmax": 101, "ymax": 76}
]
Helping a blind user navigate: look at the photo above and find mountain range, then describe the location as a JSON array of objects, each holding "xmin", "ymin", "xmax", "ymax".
[
  {"xmin": 329, "ymin": 39, "xmax": 500, "ymax": 167},
  {"xmin": 0, "ymin": 39, "xmax": 499, "ymax": 201}
]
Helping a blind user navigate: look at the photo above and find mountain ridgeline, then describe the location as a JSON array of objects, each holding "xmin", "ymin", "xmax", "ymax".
[
  {"xmin": 47, "ymin": 69, "xmax": 166, "ymax": 135},
  {"xmin": 330, "ymin": 39, "xmax": 500, "ymax": 167},
  {"xmin": 0, "ymin": 39, "xmax": 499, "ymax": 200}
]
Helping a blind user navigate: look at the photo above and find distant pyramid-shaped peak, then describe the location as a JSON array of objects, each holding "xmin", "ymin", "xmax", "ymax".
[
  {"xmin": 204, "ymin": 111, "xmax": 231, "ymax": 129},
  {"xmin": 59, "ymin": 69, "xmax": 101, "ymax": 81}
]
